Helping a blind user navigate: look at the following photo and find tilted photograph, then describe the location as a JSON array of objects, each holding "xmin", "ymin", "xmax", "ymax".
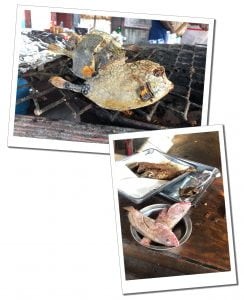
[
  {"xmin": 8, "ymin": 5, "xmax": 214, "ymax": 153},
  {"xmin": 109, "ymin": 125, "xmax": 237, "ymax": 294}
]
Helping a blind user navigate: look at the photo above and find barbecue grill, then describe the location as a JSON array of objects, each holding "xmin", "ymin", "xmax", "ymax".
[{"xmin": 14, "ymin": 31, "xmax": 208, "ymax": 144}]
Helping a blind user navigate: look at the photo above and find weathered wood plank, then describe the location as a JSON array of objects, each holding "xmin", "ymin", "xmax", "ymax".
[{"xmin": 14, "ymin": 115, "xmax": 136, "ymax": 144}]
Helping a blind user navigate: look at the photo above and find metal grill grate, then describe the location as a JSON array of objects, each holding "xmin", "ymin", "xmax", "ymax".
[{"xmin": 16, "ymin": 34, "xmax": 208, "ymax": 141}]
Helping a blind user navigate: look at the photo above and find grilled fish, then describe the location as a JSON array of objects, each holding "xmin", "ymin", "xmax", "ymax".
[
  {"xmin": 124, "ymin": 206, "xmax": 179, "ymax": 247},
  {"xmin": 136, "ymin": 162, "xmax": 177, "ymax": 173},
  {"xmin": 134, "ymin": 161, "xmax": 196, "ymax": 180},
  {"xmin": 49, "ymin": 58, "xmax": 173, "ymax": 111},
  {"xmin": 141, "ymin": 202, "xmax": 191, "ymax": 246}
]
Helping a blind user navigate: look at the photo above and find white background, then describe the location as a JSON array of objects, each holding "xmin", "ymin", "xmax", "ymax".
[{"xmin": 0, "ymin": 0, "xmax": 243, "ymax": 299}]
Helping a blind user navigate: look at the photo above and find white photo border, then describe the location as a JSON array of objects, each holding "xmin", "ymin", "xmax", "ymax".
[
  {"xmin": 109, "ymin": 124, "xmax": 237, "ymax": 294},
  {"xmin": 8, "ymin": 4, "xmax": 214, "ymax": 154}
]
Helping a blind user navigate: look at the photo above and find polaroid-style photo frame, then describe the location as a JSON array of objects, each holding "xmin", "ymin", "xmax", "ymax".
[
  {"xmin": 8, "ymin": 4, "xmax": 214, "ymax": 153},
  {"xmin": 109, "ymin": 125, "xmax": 237, "ymax": 294}
]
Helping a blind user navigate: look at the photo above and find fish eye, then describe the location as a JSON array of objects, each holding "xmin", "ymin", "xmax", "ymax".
[{"xmin": 153, "ymin": 67, "xmax": 165, "ymax": 77}]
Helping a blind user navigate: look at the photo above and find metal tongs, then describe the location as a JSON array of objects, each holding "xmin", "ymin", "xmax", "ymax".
[{"xmin": 178, "ymin": 170, "xmax": 213, "ymax": 202}]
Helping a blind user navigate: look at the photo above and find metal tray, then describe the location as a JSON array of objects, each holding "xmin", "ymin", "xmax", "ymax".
[{"xmin": 116, "ymin": 148, "xmax": 199, "ymax": 204}]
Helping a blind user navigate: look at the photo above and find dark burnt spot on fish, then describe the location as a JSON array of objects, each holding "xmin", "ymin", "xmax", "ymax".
[{"xmin": 139, "ymin": 82, "xmax": 154, "ymax": 101}]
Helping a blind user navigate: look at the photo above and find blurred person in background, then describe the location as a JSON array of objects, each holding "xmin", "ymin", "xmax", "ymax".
[
  {"xmin": 181, "ymin": 23, "xmax": 209, "ymax": 45},
  {"xmin": 148, "ymin": 21, "xmax": 188, "ymax": 44}
]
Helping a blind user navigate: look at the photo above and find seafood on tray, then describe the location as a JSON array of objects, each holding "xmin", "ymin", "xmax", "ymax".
[
  {"xmin": 48, "ymin": 30, "xmax": 174, "ymax": 111},
  {"xmin": 131, "ymin": 161, "xmax": 196, "ymax": 180}
]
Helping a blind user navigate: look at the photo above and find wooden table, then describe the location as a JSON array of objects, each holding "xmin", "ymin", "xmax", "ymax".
[{"xmin": 119, "ymin": 177, "xmax": 230, "ymax": 280}]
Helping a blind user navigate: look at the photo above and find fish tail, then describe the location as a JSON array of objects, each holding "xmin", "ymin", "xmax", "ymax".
[
  {"xmin": 49, "ymin": 76, "xmax": 88, "ymax": 94},
  {"xmin": 123, "ymin": 206, "xmax": 134, "ymax": 212},
  {"xmin": 49, "ymin": 76, "xmax": 67, "ymax": 89}
]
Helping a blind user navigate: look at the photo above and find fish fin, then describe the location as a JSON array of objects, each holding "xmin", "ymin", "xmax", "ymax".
[
  {"xmin": 48, "ymin": 44, "xmax": 73, "ymax": 58},
  {"xmin": 49, "ymin": 76, "xmax": 67, "ymax": 89},
  {"xmin": 123, "ymin": 206, "xmax": 134, "ymax": 212}
]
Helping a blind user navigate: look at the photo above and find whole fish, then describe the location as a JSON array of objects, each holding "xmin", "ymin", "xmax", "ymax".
[
  {"xmin": 136, "ymin": 162, "xmax": 196, "ymax": 180},
  {"xmin": 124, "ymin": 206, "xmax": 179, "ymax": 247},
  {"xmin": 136, "ymin": 162, "xmax": 177, "ymax": 173},
  {"xmin": 49, "ymin": 58, "xmax": 174, "ymax": 111},
  {"xmin": 141, "ymin": 202, "xmax": 191, "ymax": 247}
]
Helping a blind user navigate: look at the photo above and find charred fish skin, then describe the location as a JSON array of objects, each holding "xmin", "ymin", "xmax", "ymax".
[
  {"xmin": 124, "ymin": 206, "xmax": 179, "ymax": 247},
  {"xmin": 136, "ymin": 162, "xmax": 196, "ymax": 173},
  {"xmin": 140, "ymin": 169, "xmax": 185, "ymax": 180},
  {"xmin": 136, "ymin": 162, "xmax": 175, "ymax": 173},
  {"xmin": 135, "ymin": 162, "xmax": 196, "ymax": 180}
]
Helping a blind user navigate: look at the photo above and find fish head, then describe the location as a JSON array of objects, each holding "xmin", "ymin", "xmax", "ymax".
[
  {"xmin": 141, "ymin": 64, "xmax": 174, "ymax": 102},
  {"xmin": 123, "ymin": 206, "xmax": 135, "ymax": 213},
  {"xmin": 160, "ymin": 225, "xmax": 180, "ymax": 247}
]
